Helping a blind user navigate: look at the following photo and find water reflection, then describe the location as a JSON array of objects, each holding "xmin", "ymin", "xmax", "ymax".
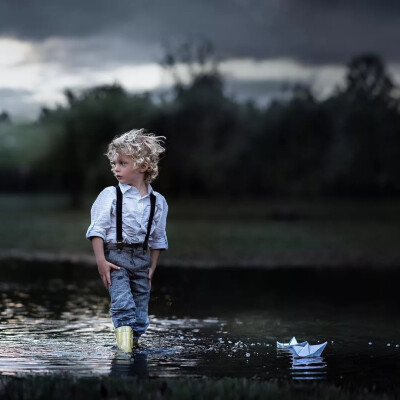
[
  {"xmin": 276, "ymin": 347, "xmax": 327, "ymax": 381},
  {"xmin": 0, "ymin": 262, "xmax": 400, "ymax": 388},
  {"xmin": 110, "ymin": 353, "xmax": 148, "ymax": 378},
  {"xmin": 291, "ymin": 356, "xmax": 327, "ymax": 380}
]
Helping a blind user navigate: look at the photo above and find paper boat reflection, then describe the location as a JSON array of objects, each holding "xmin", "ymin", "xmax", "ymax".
[
  {"xmin": 276, "ymin": 337, "xmax": 307, "ymax": 349},
  {"xmin": 291, "ymin": 355, "xmax": 326, "ymax": 368},
  {"xmin": 291, "ymin": 355, "xmax": 327, "ymax": 380},
  {"xmin": 291, "ymin": 342, "xmax": 327, "ymax": 358}
]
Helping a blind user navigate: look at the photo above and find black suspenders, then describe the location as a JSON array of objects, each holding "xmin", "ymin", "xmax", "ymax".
[
  {"xmin": 116, "ymin": 186, "xmax": 123, "ymax": 248},
  {"xmin": 115, "ymin": 186, "xmax": 156, "ymax": 251}
]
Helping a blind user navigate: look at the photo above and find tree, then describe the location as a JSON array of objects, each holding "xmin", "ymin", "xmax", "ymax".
[
  {"xmin": 0, "ymin": 111, "xmax": 11, "ymax": 124},
  {"xmin": 160, "ymin": 40, "xmax": 219, "ymax": 89},
  {"xmin": 39, "ymin": 84, "xmax": 159, "ymax": 207},
  {"xmin": 324, "ymin": 54, "xmax": 400, "ymax": 195},
  {"xmin": 344, "ymin": 54, "xmax": 395, "ymax": 105}
]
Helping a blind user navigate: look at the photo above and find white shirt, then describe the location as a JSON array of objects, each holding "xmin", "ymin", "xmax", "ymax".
[{"xmin": 86, "ymin": 183, "xmax": 168, "ymax": 250}]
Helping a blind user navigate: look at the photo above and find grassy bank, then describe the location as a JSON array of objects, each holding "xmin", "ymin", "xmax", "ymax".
[
  {"xmin": 0, "ymin": 376, "xmax": 398, "ymax": 400},
  {"xmin": 1, "ymin": 194, "xmax": 400, "ymax": 267}
]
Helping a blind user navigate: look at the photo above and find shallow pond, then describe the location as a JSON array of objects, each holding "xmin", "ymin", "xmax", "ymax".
[{"xmin": 0, "ymin": 260, "xmax": 399, "ymax": 390}]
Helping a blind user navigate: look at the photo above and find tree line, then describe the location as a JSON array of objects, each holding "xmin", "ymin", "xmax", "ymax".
[{"xmin": 2, "ymin": 53, "xmax": 400, "ymax": 207}]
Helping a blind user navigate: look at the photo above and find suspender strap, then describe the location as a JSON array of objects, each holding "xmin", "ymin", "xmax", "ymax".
[
  {"xmin": 143, "ymin": 193, "xmax": 156, "ymax": 251},
  {"xmin": 115, "ymin": 186, "xmax": 156, "ymax": 251},
  {"xmin": 116, "ymin": 186, "xmax": 123, "ymax": 250}
]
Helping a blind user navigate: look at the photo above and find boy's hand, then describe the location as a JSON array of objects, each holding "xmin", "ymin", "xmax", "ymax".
[
  {"xmin": 148, "ymin": 268, "xmax": 155, "ymax": 289},
  {"xmin": 97, "ymin": 259, "xmax": 120, "ymax": 289},
  {"xmin": 148, "ymin": 249, "xmax": 161, "ymax": 290}
]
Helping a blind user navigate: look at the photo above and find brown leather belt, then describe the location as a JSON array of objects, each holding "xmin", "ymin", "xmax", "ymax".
[{"xmin": 104, "ymin": 242, "xmax": 144, "ymax": 250}]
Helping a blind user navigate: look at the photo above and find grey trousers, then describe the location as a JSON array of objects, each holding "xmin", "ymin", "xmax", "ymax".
[{"xmin": 104, "ymin": 244, "xmax": 151, "ymax": 339}]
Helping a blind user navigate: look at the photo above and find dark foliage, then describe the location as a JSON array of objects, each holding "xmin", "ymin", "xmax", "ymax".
[{"xmin": 3, "ymin": 53, "xmax": 400, "ymax": 206}]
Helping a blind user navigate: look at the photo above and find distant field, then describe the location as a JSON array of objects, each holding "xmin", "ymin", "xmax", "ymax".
[{"xmin": 1, "ymin": 194, "xmax": 400, "ymax": 267}]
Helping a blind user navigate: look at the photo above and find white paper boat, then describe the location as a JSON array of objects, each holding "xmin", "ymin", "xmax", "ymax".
[
  {"xmin": 277, "ymin": 336, "xmax": 308, "ymax": 349},
  {"xmin": 291, "ymin": 342, "xmax": 327, "ymax": 358}
]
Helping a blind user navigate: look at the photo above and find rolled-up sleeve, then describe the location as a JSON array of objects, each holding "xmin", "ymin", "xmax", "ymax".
[
  {"xmin": 149, "ymin": 196, "xmax": 168, "ymax": 250},
  {"xmin": 86, "ymin": 187, "xmax": 114, "ymax": 241}
]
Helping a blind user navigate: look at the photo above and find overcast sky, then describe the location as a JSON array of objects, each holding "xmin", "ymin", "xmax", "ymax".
[{"xmin": 1, "ymin": 0, "xmax": 399, "ymax": 119}]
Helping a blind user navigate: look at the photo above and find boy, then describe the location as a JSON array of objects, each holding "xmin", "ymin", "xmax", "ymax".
[{"xmin": 86, "ymin": 129, "xmax": 168, "ymax": 353}]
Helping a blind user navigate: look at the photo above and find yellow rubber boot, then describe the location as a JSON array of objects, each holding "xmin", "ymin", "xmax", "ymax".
[{"xmin": 114, "ymin": 326, "xmax": 133, "ymax": 352}]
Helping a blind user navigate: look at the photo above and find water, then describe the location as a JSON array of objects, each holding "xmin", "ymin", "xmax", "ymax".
[{"xmin": 0, "ymin": 260, "xmax": 399, "ymax": 390}]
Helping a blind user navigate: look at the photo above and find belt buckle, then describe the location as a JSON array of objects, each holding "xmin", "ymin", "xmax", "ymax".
[{"xmin": 116, "ymin": 241, "xmax": 123, "ymax": 250}]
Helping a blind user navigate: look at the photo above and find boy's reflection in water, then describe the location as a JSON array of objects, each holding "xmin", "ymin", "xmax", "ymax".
[{"xmin": 110, "ymin": 352, "xmax": 148, "ymax": 378}]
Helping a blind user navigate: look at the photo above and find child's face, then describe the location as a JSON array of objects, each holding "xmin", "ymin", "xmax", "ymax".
[{"xmin": 111, "ymin": 153, "xmax": 147, "ymax": 186}]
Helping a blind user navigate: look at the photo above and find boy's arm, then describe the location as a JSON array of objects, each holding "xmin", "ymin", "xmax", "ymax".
[
  {"xmin": 148, "ymin": 249, "xmax": 161, "ymax": 289},
  {"xmin": 91, "ymin": 236, "xmax": 120, "ymax": 289}
]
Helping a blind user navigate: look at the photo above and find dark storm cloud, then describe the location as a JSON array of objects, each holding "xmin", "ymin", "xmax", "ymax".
[{"xmin": 1, "ymin": 0, "xmax": 400, "ymax": 65}]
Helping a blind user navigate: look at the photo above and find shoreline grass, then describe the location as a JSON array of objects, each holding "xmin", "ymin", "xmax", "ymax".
[{"xmin": 1, "ymin": 376, "xmax": 398, "ymax": 400}]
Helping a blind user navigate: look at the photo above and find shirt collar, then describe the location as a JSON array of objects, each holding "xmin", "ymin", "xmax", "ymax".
[{"xmin": 118, "ymin": 182, "xmax": 154, "ymax": 196}]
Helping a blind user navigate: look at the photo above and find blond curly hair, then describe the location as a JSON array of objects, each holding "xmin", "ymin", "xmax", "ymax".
[{"xmin": 106, "ymin": 129, "xmax": 166, "ymax": 184}]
